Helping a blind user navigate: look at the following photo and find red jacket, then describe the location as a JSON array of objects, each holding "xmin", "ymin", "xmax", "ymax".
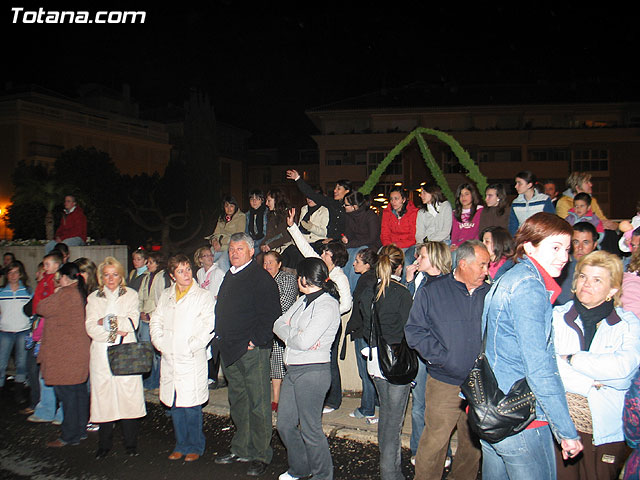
[
  {"xmin": 32, "ymin": 273, "xmax": 56, "ymax": 342},
  {"xmin": 380, "ymin": 201, "xmax": 418, "ymax": 248},
  {"xmin": 55, "ymin": 206, "xmax": 87, "ymax": 242}
]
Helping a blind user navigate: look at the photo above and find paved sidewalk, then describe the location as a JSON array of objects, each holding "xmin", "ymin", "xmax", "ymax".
[{"xmin": 145, "ymin": 388, "xmax": 414, "ymax": 448}]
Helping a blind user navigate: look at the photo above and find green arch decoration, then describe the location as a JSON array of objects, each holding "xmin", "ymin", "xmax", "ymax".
[{"xmin": 358, "ymin": 127, "xmax": 487, "ymax": 204}]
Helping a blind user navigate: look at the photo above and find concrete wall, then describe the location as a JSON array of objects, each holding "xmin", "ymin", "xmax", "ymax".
[{"xmin": 7, "ymin": 245, "xmax": 129, "ymax": 280}]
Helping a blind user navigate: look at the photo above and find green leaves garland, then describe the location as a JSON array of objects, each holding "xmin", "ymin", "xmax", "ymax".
[{"xmin": 358, "ymin": 127, "xmax": 487, "ymax": 203}]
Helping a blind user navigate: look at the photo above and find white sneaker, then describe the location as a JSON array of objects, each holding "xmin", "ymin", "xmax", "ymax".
[
  {"xmin": 365, "ymin": 416, "xmax": 378, "ymax": 424},
  {"xmin": 278, "ymin": 472, "xmax": 300, "ymax": 480},
  {"xmin": 411, "ymin": 456, "xmax": 415, "ymax": 466},
  {"xmin": 322, "ymin": 406, "xmax": 335, "ymax": 414},
  {"xmin": 444, "ymin": 456, "xmax": 452, "ymax": 468}
]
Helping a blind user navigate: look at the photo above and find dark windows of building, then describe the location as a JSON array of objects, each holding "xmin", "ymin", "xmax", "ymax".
[
  {"xmin": 367, "ymin": 151, "xmax": 400, "ymax": 176},
  {"xmin": 573, "ymin": 149, "xmax": 609, "ymax": 172},
  {"xmin": 478, "ymin": 149, "xmax": 522, "ymax": 163},
  {"xmin": 326, "ymin": 150, "xmax": 367, "ymax": 166},
  {"xmin": 529, "ymin": 149, "xmax": 570, "ymax": 162}
]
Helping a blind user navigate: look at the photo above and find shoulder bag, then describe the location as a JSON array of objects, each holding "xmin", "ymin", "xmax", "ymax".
[
  {"xmin": 107, "ymin": 318, "xmax": 153, "ymax": 376},
  {"xmin": 369, "ymin": 295, "xmax": 418, "ymax": 385},
  {"xmin": 460, "ymin": 279, "xmax": 536, "ymax": 443}
]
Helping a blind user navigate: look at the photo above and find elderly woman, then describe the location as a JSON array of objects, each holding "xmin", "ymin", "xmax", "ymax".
[
  {"xmin": 274, "ymin": 257, "xmax": 341, "ymax": 480},
  {"xmin": 481, "ymin": 213, "xmax": 583, "ymax": 478},
  {"xmin": 553, "ymin": 251, "xmax": 640, "ymax": 479},
  {"xmin": 262, "ymin": 251, "xmax": 298, "ymax": 412},
  {"xmin": 206, "ymin": 195, "xmax": 247, "ymax": 271},
  {"xmin": 37, "ymin": 263, "xmax": 90, "ymax": 447},
  {"xmin": 86, "ymin": 257, "xmax": 145, "ymax": 459},
  {"xmin": 151, "ymin": 254, "xmax": 215, "ymax": 462}
]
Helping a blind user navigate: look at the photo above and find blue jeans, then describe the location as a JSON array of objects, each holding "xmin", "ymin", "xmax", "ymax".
[
  {"xmin": 373, "ymin": 377, "xmax": 411, "ymax": 480},
  {"xmin": 213, "ymin": 250, "xmax": 230, "ymax": 272},
  {"xmin": 138, "ymin": 321, "xmax": 160, "ymax": 389},
  {"xmin": 277, "ymin": 363, "xmax": 333, "ymax": 480},
  {"xmin": 344, "ymin": 247, "xmax": 366, "ymax": 292},
  {"xmin": 481, "ymin": 426, "xmax": 556, "ymax": 480},
  {"xmin": 44, "ymin": 237, "xmax": 84, "ymax": 254},
  {"xmin": 354, "ymin": 337, "xmax": 377, "ymax": 416},
  {"xmin": 0, "ymin": 330, "xmax": 29, "ymax": 386},
  {"xmin": 410, "ymin": 358, "xmax": 428, "ymax": 455},
  {"xmin": 54, "ymin": 382, "xmax": 89, "ymax": 444},
  {"xmin": 171, "ymin": 402, "xmax": 205, "ymax": 455},
  {"xmin": 34, "ymin": 375, "xmax": 63, "ymax": 422}
]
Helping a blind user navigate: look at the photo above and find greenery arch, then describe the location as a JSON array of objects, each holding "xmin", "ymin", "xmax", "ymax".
[{"xmin": 358, "ymin": 127, "xmax": 487, "ymax": 204}]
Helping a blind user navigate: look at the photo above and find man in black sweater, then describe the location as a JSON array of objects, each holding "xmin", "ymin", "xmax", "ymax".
[
  {"xmin": 405, "ymin": 240, "xmax": 490, "ymax": 480},
  {"xmin": 214, "ymin": 233, "xmax": 281, "ymax": 477}
]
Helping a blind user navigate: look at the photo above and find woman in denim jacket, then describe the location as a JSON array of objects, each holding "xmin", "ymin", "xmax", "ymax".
[{"xmin": 481, "ymin": 212, "xmax": 583, "ymax": 479}]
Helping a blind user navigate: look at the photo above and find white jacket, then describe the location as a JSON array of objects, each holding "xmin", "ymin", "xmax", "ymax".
[
  {"xmin": 553, "ymin": 302, "xmax": 640, "ymax": 445},
  {"xmin": 273, "ymin": 292, "xmax": 340, "ymax": 366},
  {"xmin": 288, "ymin": 223, "xmax": 352, "ymax": 315},
  {"xmin": 151, "ymin": 280, "xmax": 215, "ymax": 408},
  {"xmin": 299, "ymin": 205, "xmax": 329, "ymax": 243}
]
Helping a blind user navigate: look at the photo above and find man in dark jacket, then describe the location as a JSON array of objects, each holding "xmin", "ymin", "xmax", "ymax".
[
  {"xmin": 405, "ymin": 240, "xmax": 490, "ymax": 480},
  {"xmin": 214, "ymin": 233, "xmax": 281, "ymax": 477}
]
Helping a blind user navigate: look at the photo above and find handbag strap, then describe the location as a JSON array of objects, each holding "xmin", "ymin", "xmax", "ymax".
[
  {"xmin": 117, "ymin": 317, "xmax": 139, "ymax": 345},
  {"xmin": 481, "ymin": 276, "xmax": 503, "ymax": 353}
]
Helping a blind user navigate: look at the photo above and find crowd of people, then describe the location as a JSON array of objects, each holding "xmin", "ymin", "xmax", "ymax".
[{"xmin": 2, "ymin": 167, "xmax": 640, "ymax": 480}]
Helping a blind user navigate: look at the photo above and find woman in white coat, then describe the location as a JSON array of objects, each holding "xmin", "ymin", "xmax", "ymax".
[
  {"xmin": 151, "ymin": 254, "xmax": 215, "ymax": 462},
  {"xmin": 85, "ymin": 256, "xmax": 145, "ymax": 459}
]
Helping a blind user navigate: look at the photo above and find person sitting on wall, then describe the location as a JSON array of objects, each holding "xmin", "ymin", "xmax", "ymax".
[{"xmin": 45, "ymin": 195, "xmax": 87, "ymax": 254}]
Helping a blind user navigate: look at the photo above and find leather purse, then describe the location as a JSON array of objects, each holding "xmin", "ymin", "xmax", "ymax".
[
  {"xmin": 461, "ymin": 279, "xmax": 536, "ymax": 443},
  {"xmin": 107, "ymin": 318, "xmax": 153, "ymax": 376},
  {"xmin": 369, "ymin": 298, "xmax": 418, "ymax": 385}
]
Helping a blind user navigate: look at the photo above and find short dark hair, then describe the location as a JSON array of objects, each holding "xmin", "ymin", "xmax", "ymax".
[
  {"xmin": 515, "ymin": 170, "xmax": 537, "ymax": 185},
  {"xmin": 573, "ymin": 221, "xmax": 598, "ymax": 243},
  {"xmin": 573, "ymin": 192, "xmax": 592, "ymax": 206},
  {"xmin": 167, "ymin": 254, "xmax": 191, "ymax": 277},
  {"xmin": 249, "ymin": 189, "xmax": 265, "ymax": 201},
  {"xmin": 336, "ymin": 179, "xmax": 352, "ymax": 193},
  {"xmin": 53, "ymin": 243, "xmax": 70, "ymax": 256},
  {"xmin": 357, "ymin": 247, "xmax": 378, "ymax": 268},
  {"xmin": 322, "ymin": 241, "xmax": 348, "ymax": 268}
]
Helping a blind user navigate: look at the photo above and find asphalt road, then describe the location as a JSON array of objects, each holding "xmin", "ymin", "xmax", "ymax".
[{"xmin": 0, "ymin": 379, "xmax": 416, "ymax": 479}]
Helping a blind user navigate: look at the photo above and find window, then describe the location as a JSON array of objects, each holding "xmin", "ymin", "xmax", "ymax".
[
  {"xmin": 367, "ymin": 151, "xmax": 401, "ymax": 176},
  {"xmin": 573, "ymin": 149, "xmax": 609, "ymax": 172},
  {"xmin": 442, "ymin": 151, "xmax": 466, "ymax": 174},
  {"xmin": 529, "ymin": 149, "xmax": 570, "ymax": 162},
  {"xmin": 478, "ymin": 149, "xmax": 522, "ymax": 163},
  {"xmin": 326, "ymin": 150, "xmax": 367, "ymax": 166}
]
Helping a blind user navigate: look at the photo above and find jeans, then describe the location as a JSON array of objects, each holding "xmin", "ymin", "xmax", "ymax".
[
  {"xmin": 44, "ymin": 237, "xmax": 84, "ymax": 254},
  {"xmin": 277, "ymin": 363, "xmax": 333, "ymax": 480},
  {"xmin": 354, "ymin": 337, "xmax": 377, "ymax": 416},
  {"xmin": 222, "ymin": 347, "xmax": 273, "ymax": 463},
  {"xmin": 0, "ymin": 330, "xmax": 29, "ymax": 386},
  {"xmin": 54, "ymin": 382, "xmax": 89, "ymax": 444},
  {"xmin": 481, "ymin": 425, "xmax": 556, "ymax": 480},
  {"xmin": 324, "ymin": 324, "xmax": 342, "ymax": 409},
  {"xmin": 34, "ymin": 375, "xmax": 63, "ymax": 422},
  {"xmin": 26, "ymin": 348, "xmax": 40, "ymax": 408},
  {"xmin": 213, "ymin": 250, "xmax": 230, "ymax": 272},
  {"xmin": 373, "ymin": 377, "xmax": 411, "ymax": 480},
  {"xmin": 138, "ymin": 321, "xmax": 160, "ymax": 389},
  {"xmin": 344, "ymin": 247, "xmax": 366, "ymax": 292},
  {"xmin": 410, "ymin": 358, "xmax": 428, "ymax": 455},
  {"xmin": 171, "ymin": 402, "xmax": 205, "ymax": 455}
]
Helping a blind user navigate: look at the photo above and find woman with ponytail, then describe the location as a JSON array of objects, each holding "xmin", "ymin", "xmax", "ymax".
[
  {"xmin": 360, "ymin": 245, "xmax": 414, "ymax": 480},
  {"xmin": 36, "ymin": 262, "xmax": 91, "ymax": 447},
  {"xmin": 273, "ymin": 257, "xmax": 341, "ymax": 480}
]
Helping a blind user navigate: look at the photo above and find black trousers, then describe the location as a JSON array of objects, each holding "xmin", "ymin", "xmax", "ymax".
[{"xmin": 98, "ymin": 418, "xmax": 139, "ymax": 450}]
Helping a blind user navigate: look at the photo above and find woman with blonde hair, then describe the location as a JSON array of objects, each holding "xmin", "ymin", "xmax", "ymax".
[
  {"xmin": 360, "ymin": 244, "xmax": 414, "ymax": 480},
  {"xmin": 85, "ymin": 256, "xmax": 145, "ymax": 458},
  {"xmin": 556, "ymin": 172, "xmax": 616, "ymax": 230},
  {"xmin": 553, "ymin": 251, "xmax": 640, "ymax": 479}
]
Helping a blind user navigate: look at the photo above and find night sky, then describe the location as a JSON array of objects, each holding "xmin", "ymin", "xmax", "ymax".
[{"xmin": 4, "ymin": 3, "xmax": 639, "ymax": 147}]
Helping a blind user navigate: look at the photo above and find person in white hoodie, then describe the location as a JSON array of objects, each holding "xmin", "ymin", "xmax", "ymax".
[{"xmin": 274, "ymin": 257, "xmax": 340, "ymax": 480}]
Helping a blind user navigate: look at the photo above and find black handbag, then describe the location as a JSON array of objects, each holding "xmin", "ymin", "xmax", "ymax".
[
  {"xmin": 107, "ymin": 318, "xmax": 153, "ymax": 376},
  {"xmin": 460, "ymin": 279, "xmax": 536, "ymax": 444},
  {"xmin": 369, "ymin": 298, "xmax": 418, "ymax": 385}
]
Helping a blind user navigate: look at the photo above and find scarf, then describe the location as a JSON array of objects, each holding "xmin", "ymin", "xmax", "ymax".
[
  {"xmin": 573, "ymin": 295, "xmax": 614, "ymax": 350},
  {"xmin": 248, "ymin": 205, "xmax": 266, "ymax": 240}
]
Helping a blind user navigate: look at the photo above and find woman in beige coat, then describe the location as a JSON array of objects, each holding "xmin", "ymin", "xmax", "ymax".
[
  {"xmin": 85, "ymin": 256, "xmax": 145, "ymax": 459},
  {"xmin": 151, "ymin": 254, "xmax": 215, "ymax": 462}
]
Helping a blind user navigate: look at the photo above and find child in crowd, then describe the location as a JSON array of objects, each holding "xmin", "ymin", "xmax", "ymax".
[
  {"xmin": 128, "ymin": 248, "xmax": 149, "ymax": 292},
  {"xmin": 25, "ymin": 251, "xmax": 63, "ymax": 422},
  {"xmin": 565, "ymin": 192, "xmax": 604, "ymax": 233}
]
